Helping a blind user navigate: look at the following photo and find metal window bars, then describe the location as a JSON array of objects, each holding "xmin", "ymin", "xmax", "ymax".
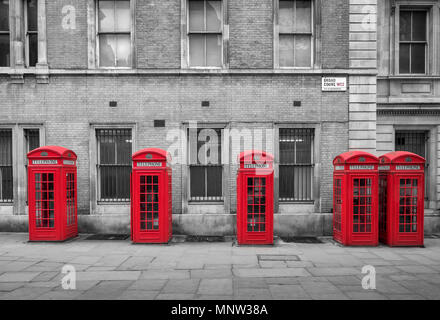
[
  {"xmin": 96, "ymin": 129, "xmax": 132, "ymax": 202},
  {"xmin": 279, "ymin": 128, "xmax": 314, "ymax": 202},
  {"xmin": 0, "ymin": 129, "xmax": 13, "ymax": 203}
]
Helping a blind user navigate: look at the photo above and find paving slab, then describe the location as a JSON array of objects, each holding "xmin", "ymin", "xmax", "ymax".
[
  {"xmin": 233, "ymin": 268, "xmax": 310, "ymax": 278},
  {"xmin": 269, "ymin": 285, "xmax": 310, "ymax": 300},
  {"xmin": 77, "ymin": 271, "xmax": 141, "ymax": 281},
  {"xmin": 162, "ymin": 279, "xmax": 200, "ymax": 294},
  {"xmin": 0, "ymin": 272, "xmax": 41, "ymax": 282},
  {"xmin": 198, "ymin": 279, "xmax": 233, "ymax": 295}
]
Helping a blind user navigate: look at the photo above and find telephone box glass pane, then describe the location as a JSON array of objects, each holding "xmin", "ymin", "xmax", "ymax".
[
  {"xmin": 66, "ymin": 173, "xmax": 75, "ymax": 226},
  {"xmin": 379, "ymin": 176, "xmax": 387, "ymax": 233},
  {"xmin": 247, "ymin": 177, "xmax": 266, "ymax": 232},
  {"xmin": 140, "ymin": 175, "xmax": 159, "ymax": 231},
  {"xmin": 333, "ymin": 178, "xmax": 342, "ymax": 232},
  {"xmin": 399, "ymin": 178, "xmax": 418, "ymax": 233},
  {"xmin": 352, "ymin": 178, "xmax": 372, "ymax": 233},
  {"xmin": 35, "ymin": 173, "xmax": 55, "ymax": 229}
]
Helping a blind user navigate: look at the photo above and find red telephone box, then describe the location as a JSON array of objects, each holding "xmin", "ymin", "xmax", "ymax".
[
  {"xmin": 333, "ymin": 151, "xmax": 379, "ymax": 246},
  {"xmin": 27, "ymin": 146, "xmax": 78, "ymax": 242},
  {"xmin": 131, "ymin": 148, "xmax": 172, "ymax": 243},
  {"xmin": 379, "ymin": 152, "xmax": 425, "ymax": 247},
  {"xmin": 237, "ymin": 151, "xmax": 274, "ymax": 245}
]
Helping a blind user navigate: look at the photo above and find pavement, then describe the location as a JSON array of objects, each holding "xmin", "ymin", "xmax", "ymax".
[{"xmin": 0, "ymin": 232, "xmax": 440, "ymax": 300}]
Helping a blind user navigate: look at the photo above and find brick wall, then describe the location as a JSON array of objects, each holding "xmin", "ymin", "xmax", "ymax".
[
  {"xmin": 321, "ymin": 0, "xmax": 350, "ymax": 69},
  {"xmin": 228, "ymin": 0, "xmax": 273, "ymax": 68},
  {"xmin": 0, "ymin": 74, "xmax": 349, "ymax": 215},
  {"xmin": 136, "ymin": 0, "xmax": 181, "ymax": 68},
  {"xmin": 46, "ymin": 0, "xmax": 88, "ymax": 69}
]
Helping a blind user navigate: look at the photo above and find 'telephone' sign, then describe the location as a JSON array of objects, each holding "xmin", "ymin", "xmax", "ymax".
[{"xmin": 322, "ymin": 77, "xmax": 347, "ymax": 92}]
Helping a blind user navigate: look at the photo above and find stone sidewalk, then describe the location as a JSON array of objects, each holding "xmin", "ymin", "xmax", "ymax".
[{"xmin": 0, "ymin": 233, "xmax": 440, "ymax": 300}]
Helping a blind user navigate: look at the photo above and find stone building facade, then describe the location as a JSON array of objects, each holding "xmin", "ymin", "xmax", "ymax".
[{"xmin": 1, "ymin": 0, "xmax": 437, "ymax": 235}]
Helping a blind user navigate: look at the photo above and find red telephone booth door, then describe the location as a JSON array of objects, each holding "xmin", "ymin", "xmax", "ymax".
[
  {"xmin": 394, "ymin": 175, "xmax": 424, "ymax": 245},
  {"xmin": 65, "ymin": 170, "xmax": 78, "ymax": 236},
  {"xmin": 239, "ymin": 173, "xmax": 273, "ymax": 245},
  {"xmin": 132, "ymin": 171, "xmax": 164, "ymax": 242},
  {"xmin": 349, "ymin": 176, "xmax": 377, "ymax": 242},
  {"xmin": 29, "ymin": 170, "xmax": 59, "ymax": 240}
]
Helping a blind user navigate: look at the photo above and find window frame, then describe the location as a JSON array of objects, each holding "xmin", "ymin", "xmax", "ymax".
[
  {"xmin": 187, "ymin": 126, "xmax": 225, "ymax": 202},
  {"xmin": 24, "ymin": 0, "xmax": 38, "ymax": 68},
  {"xmin": 397, "ymin": 7, "xmax": 429, "ymax": 75},
  {"xmin": 0, "ymin": 0, "xmax": 11, "ymax": 68},
  {"xmin": 278, "ymin": 127, "xmax": 315, "ymax": 203},
  {"xmin": 182, "ymin": 0, "xmax": 227, "ymax": 69},
  {"xmin": 96, "ymin": 127, "xmax": 133, "ymax": 203},
  {"xmin": 274, "ymin": 0, "xmax": 315, "ymax": 69},
  {"xmin": 95, "ymin": 0, "xmax": 135, "ymax": 69},
  {"xmin": 394, "ymin": 4, "xmax": 433, "ymax": 76},
  {"xmin": 0, "ymin": 128, "xmax": 13, "ymax": 204}
]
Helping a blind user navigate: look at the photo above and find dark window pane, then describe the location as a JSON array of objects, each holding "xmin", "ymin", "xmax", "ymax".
[
  {"xmin": 411, "ymin": 43, "xmax": 425, "ymax": 74},
  {"xmin": 279, "ymin": 128, "xmax": 314, "ymax": 201},
  {"xmin": 0, "ymin": 34, "xmax": 9, "ymax": 67},
  {"xmin": 190, "ymin": 166, "xmax": 205, "ymax": 198},
  {"xmin": 192, "ymin": 128, "xmax": 222, "ymax": 165},
  {"xmin": 0, "ymin": 130, "xmax": 13, "ymax": 202},
  {"xmin": 399, "ymin": 11, "xmax": 411, "ymax": 41},
  {"xmin": 399, "ymin": 43, "xmax": 410, "ymax": 74},
  {"xmin": 206, "ymin": 166, "xmax": 222, "ymax": 197},
  {"xmin": 97, "ymin": 129, "xmax": 131, "ymax": 201},
  {"xmin": 28, "ymin": 33, "xmax": 38, "ymax": 67},
  {"xmin": 0, "ymin": 0, "xmax": 9, "ymax": 31},
  {"xmin": 27, "ymin": 0, "xmax": 38, "ymax": 32},
  {"xmin": 412, "ymin": 11, "xmax": 426, "ymax": 41},
  {"xmin": 24, "ymin": 129, "xmax": 40, "ymax": 152},
  {"xmin": 189, "ymin": 128, "xmax": 223, "ymax": 200}
]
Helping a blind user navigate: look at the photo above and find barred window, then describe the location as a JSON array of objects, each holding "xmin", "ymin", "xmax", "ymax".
[
  {"xmin": 188, "ymin": 0, "xmax": 222, "ymax": 67},
  {"xmin": 25, "ymin": 0, "xmax": 38, "ymax": 67},
  {"xmin": 278, "ymin": 0, "xmax": 313, "ymax": 68},
  {"xmin": 0, "ymin": 130, "xmax": 13, "ymax": 203},
  {"xmin": 24, "ymin": 129, "xmax": 40, "ymax": 153},
  {"xmin": 188, "ymin": 128, "xmax": 223, "ymax": 201},
  {"xmin": 0, "ymin": 0, "xmax": 10, "ymax": 67},
  {"xmin": 395, "ymin": 130, "xmax": 429, "ymax": 201},
  {"xmin": 97, "ymin": 0, "xmax": 132, "ymax": 68},
  {"xmin": 279, "ymin": 128, "xmax": 314, "ymax": 202},
  {"xmin": 97, "ymin": 129, "xmax": 132, "ymax": 202},
  {"xmin": 24, "ymin": 129, "xmax": 40, "ymax": 204}
]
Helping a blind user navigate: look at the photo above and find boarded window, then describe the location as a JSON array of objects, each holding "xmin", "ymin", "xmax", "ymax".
[
  {"xmin": 279, "ymin": 0, "xmax": 312, "ymax": 67},
  {"xmin": 98, "ymin": 0, "xmax": 132, "ymax": 67},
  {"xmin": 97, "ymin": 129, "xmax": 132, "ymax": 202},
  {"xmin": 188, "ymin": 0, "xmax": 222, "ymax": 67},
  {"xmin": 0, "ymin": 0, "xmax": 10, "ymax": 67},
  {"xmin": 399, "ymin": 10, "xmax": 427, "ymax": 74},
  {"xmin": 0, "ymin": 130, "xmax": 13, "ymax": 202},
  {"xmin": 279, "ymin": 128, "xmax": 314, "ymax": 202},
  {"xmin": 188, "ymin": 128, "xmax": 223, "ymax": 201}
]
